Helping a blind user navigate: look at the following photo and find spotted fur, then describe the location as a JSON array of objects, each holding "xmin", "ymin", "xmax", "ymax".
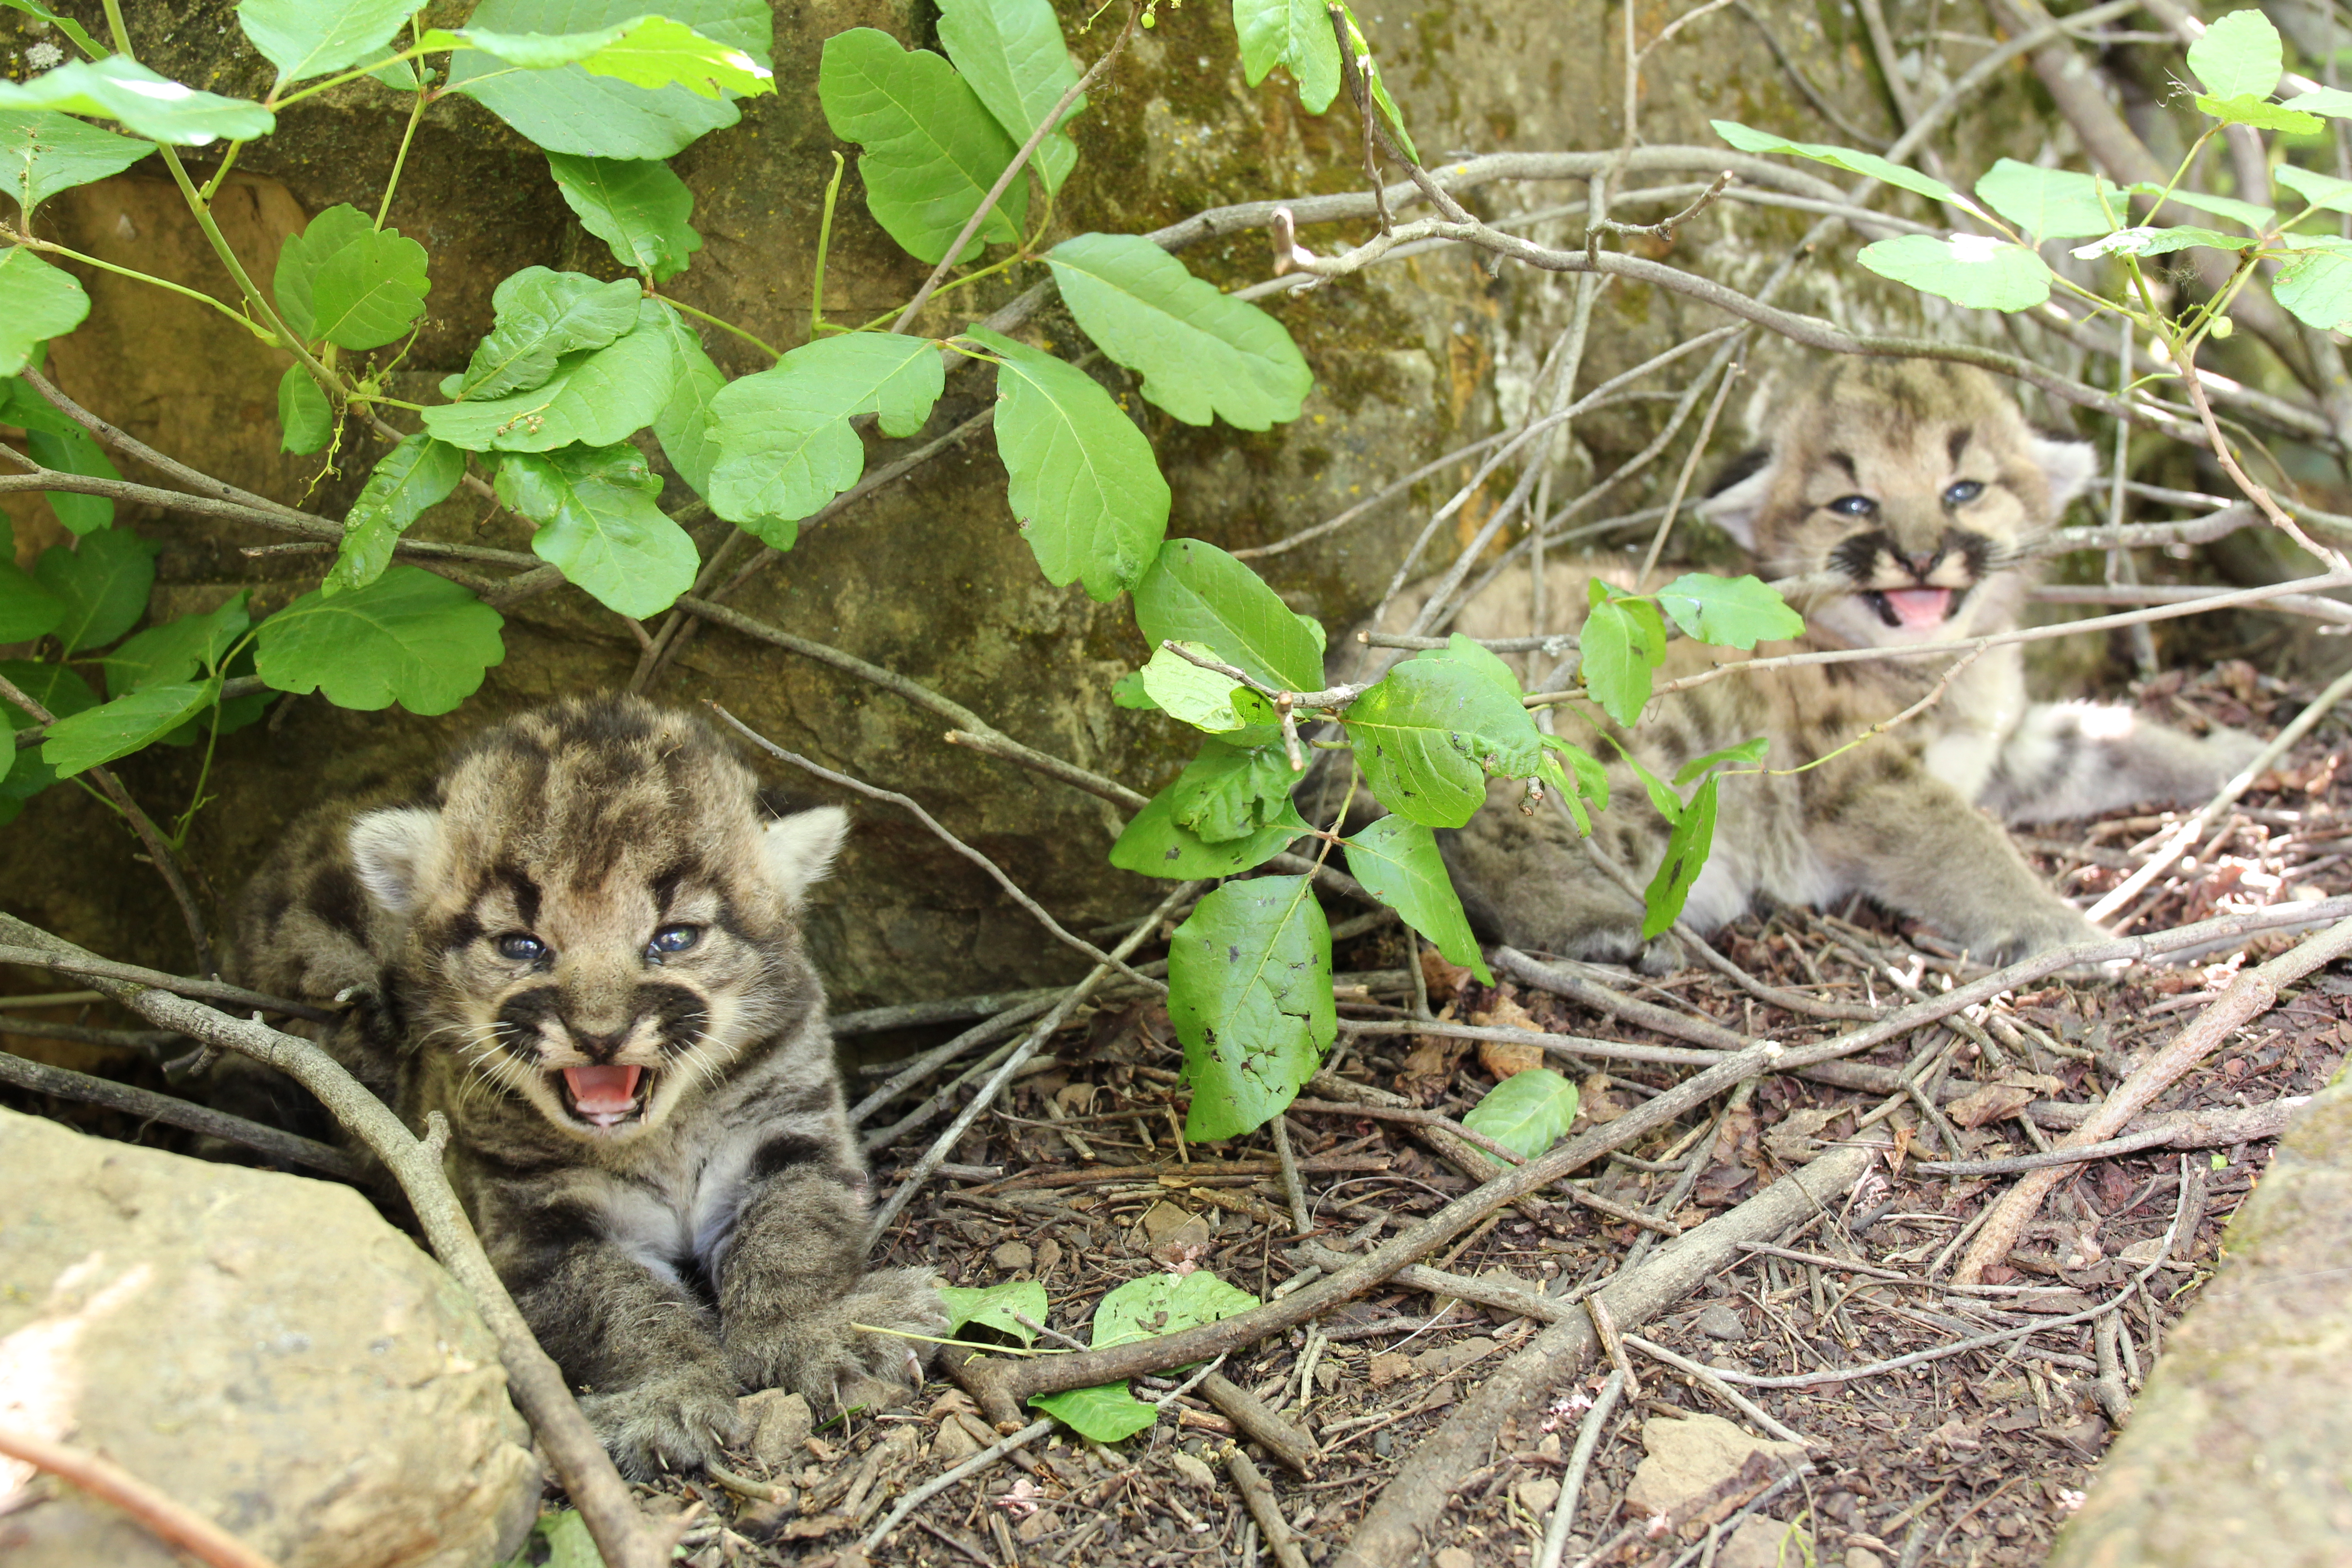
[
  {"xmin": 1380, "ymin": 359, "xmax": 2259, "ymax": 970},
  {"xmin": 235, "ymin": 695, "xmax": 941, "ymax": 1478}
]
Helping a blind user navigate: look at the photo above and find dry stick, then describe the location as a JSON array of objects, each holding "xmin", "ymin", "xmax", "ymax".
[
  {"xmin": 0, "ymin": 1049, "xmax": 363, "ymax": 1180},
  {"xmin": 1907, "ymin": 1096, "xmax": 2303, "ymax": 1177},
  {"xmin": 1228, "ymin": 1447, "xmax": 1311, "ymax": 1568},
  {"xmin": 0, "ymin": 916, "xmax": 670, "ymax": 1568},
  {"xmin": 709, "ymin": 708, "xmax": 1164, "ymax": 994},
  {"xmin": 0, "ymin": 946, "xmax": 336, "ymax": 1022},
  {"xmin": 864, "ymin": 879, "xmax": 1201, "ymax": 1247},
  {"xmin": 1618, "ymin": 1335, "xmax": 1813, "ymax": 1446},
  {"xmin": 1271, "ymin": 1113, "xmax": 1313, "ymax": 1235},
  {"xmin": 1335, "ymin": 1142, "xmax": 1880, "ymax": 1568},
  {"xmin": 2175, "ymin": 341, "xmax": 2345, "ymax": 563},
  {"xmin": 1954, "ymin": 914, "xmax": 2352, "ymax": 1284},
  {"xmin": 2031, "ymin": 581, "xmax": 2352, "ymax": 626},
  {"xmin": 1299, "ymin": 1244, "xmax": 1574, "ymax": 1324},
  {"xmin": 2085, "ymin": 661, "xmax": 2352, "ymax": 923},
  {"xmin": 0, "ymin": 1425, "xmax": 281, "ymax": 1568},
  {"xmin": 1533, "ymin": 1369, "xmax": 1626, "ymax": 1568},
  {"xmin": 856, "ymin": 1418, "xmax": 1053, "ymax": 1553},
  {"xmin": 1199, "ymin": 1372, "xmax": 1318, "ymax": 1475},
  {"xmin": 847, "ymin": 997, "xmax": 1056, "ymax": 1127}
]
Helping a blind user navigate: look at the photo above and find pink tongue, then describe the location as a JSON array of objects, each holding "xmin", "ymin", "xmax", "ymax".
[
  {"xmin": 563, "ymin": 1065, "xmax": 642, "ymax": 1113},
  {"xmin": 1884, "ymin": 588, "xmax": 1951, "ymax": 627}
]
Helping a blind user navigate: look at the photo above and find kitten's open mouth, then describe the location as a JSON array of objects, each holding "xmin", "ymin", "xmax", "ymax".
[
  {"xmin": 1862, "ymin": 587, "xmax": 1955, "ymax": 629},
  {"xmin": 557, "ymin": 1064, "xmax": 650, "ymax": 1129}
]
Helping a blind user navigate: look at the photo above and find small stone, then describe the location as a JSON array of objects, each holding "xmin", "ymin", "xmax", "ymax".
[
  {"xmin": 1036, "ymin": 1238, "xmax": 1063, "ymax": 1275},
  {"xmin": 1516, "ymin": 1476, "xmax": 1562, "ymax": 1514},
  {"xmin": 1718, "ymin": 1515, "xmax": 1812, "ymax": 1568},
  {"xmin": 1170, "ymin": 1451, "xmax": 1217, "ymax": 1489},
  {"xmin": 1435, "ymin": 1549, "xmax": 1476, "ymax": 1568},
  {"xmin": 1625, "ymin": 1413, "xmax": 1807, "ymax": 1517},
  {"xmin": 928, "ymin": 1419, "xmax": 980, "ymax": 1465},
  {"xmin": 1368, "ymin": 1352, "xmax": 1413, "ymax": 1387},
  {"xmin": 1141, "ymin": 1200, "xmax": 1205, "ymax": 1243},
  {"xmin": 740, "ymin": 1389, "xmax": 814, "ymax": 1473},
  {"xmin": 1412, "ymin": 1335, "xmax": 1499, "ymax": 1376},
  {"xmin": 1696, "ymin": 1302, "xmax": 1748, "ymax": 1341},
  {"xmin": 1372, "ymin": 1430, "xmax": 1394, "ymax": 1457},
  {"xmin": 992, "ymin": 1240, "xmax": 1034, "ymax": 1272},
  {"xmin": 1845, "ymin": 1550, "xmax": 1886, "ymax": 1568}
]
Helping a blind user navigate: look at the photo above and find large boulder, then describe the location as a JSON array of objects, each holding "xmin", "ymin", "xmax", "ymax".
[{"xmin": 0, "ymin": 1108, "xmax": 539, "ymax": 1568}]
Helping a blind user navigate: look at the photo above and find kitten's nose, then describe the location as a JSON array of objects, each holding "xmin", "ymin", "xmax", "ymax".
[
  {"xmin": 569, "ymin": 1024, "xmax": 635, "ymax": 1062},
  {"xmin": 1900, "ymin": 549, "xmax": 1941, "ymax": 579}
]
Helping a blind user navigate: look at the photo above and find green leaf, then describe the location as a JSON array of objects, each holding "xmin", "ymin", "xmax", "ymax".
[
  {"xmin": 1111, "ymin": 667, "xmax": 1158, "ymax": 709},
  {"xmin": 1029, "ymin": 1382, "xmax": 1158, "ymax": 1442},
  {"xmin": 1541, "ymin": 732, "xmax": 1609, "ymax": 834},
  {"xmin": 1655, "ymin": 573, "xmax": 1803, "ymax": 649},
  {"xmin": 39, "ymin": 679, "xmax": 214, "ymax": 778},
  {"xmin": 939, "ymin": 1279, "xmax": 1048, "ymax": 1345},
  {"xmin": 545, "ymin": 152, "xmax": 702, "ymax": 281},
  {"xmin": 1, "ymin": 381, "xmax": 121, "ymax": 535},
  {"xmin": 2196, "ymin": 92, "xmax": 2320, "ymax": 133},
  {"xmin": 0, "ymin": 110, "xmax": 151, "ymax": 222},
  {"xmin": 1710, "ymin": 119, "xmax": 1957, "ymax": 205},
  {"xmin": 1671, "ymin": 735, "xmax": 1769, "ymax": 788},
  {"xmin": 1352, "ymin": 32, "xmax": 1417, "ymax": 163},
  {"xmin": 34, "ymin": 527, "xmax": 157, "ymax": 653},
  {"xmin": 1045, "ymin": 233, "xmax": 1313, "ymax": 431},
  {"xmin": 0, "ymin": 658, "xmax": 96, "ymax": 806},
  {"xmin": 422, "ymin": 298, "xmax": 680, "ymax": 451},
  {"xmin": 1168, "ymin": 875, "xmax": 1333, "ymax": 1141},
  {"xmin": 239, "ymin": 0, "xmax": 425, "ymax": 83},
  {"xmin": 1109, "ymin": 787, "xmax": 1307, "ymax": 879},
  {"xmin": 1344, "ymin": 655, "xmax": 1544, "ymax": 828},
  {"xmin": 2278, "ymin": 162, "xmax": 2352, "ymax": 215},
  {"xmin": 1971, "ymin": 160, "xmax": 2123, "ymax": 242},
  {"xmin": 102, "ymin": 593, "xmax": 250, "ymax": 693},
  {"xmin": 327, "ymin": 434, "xmax": 466, "ymax": 593},
  {"xmin": 648, "ymin": 303, "xmax": 725, "ymax": 498},
  {"xmin": 1166, "ymin": 737, "xmax": 1297, "ymax": 843},
  {"xmin": 1234, "ymin": 0, "xmax": 1341, "ymax": 112},
  {"xmin": 2277, "ymin": 239, "xmax": 2352, "ymax": 328},
  {"xmin": 0, "ymin": 248, "xmax": 88, "ymax": 378},
  {"xmin": 496, "ymin": 442, "xmax": 696, "ymax": 618},
  {"xmin": 0, "ymin": 59, "xmax": 273, "ymax": 145},
  {"xmin": 273, "ymin": 203, "xmax": 430, "ymax": 349},
  {"xmin": 444, "ymin": 0, "xmax": 774, "ymax": 160},
  {"xmin": 1642, "ymin": 774, "xmax": 1718, "ymax": 939},
  {"xmin": 969, "ymin": 324, "xmax": 1169, "ymax": 601},
  {"xmin": 1139, "ymin": 642, "xmax": 1260, "ymax": 733},
  {"xmin": 278, "ymin": 365, "xmax": 333, "ymax": 455},
  {"xmin": 1856, "ymin": 233, "xmax": 2052, "ymax": 311},
  {"xmin": 936, "ymin": 0, "xmax": 1083, "ymax": 192},
  {"xmin": 1091, "ymin": 1271, "xmax": 1259, "ymax": 1350},
  {"xmin": 1418, "ymin": 632, "xmax": 1524, "ymax": 697},
  {"xmin": 1463, "ymin": 1068, "xmax": 1579, "ymax": 1159},
  {"xmin": 706, "ymin": 331, "xmax": 945, "ymax": 543},
  {"xmin": 441, "ymin": 266, "xmax": 642, "ymax": 401},
  {"xmin": 253, "ymin": 566, "xmax": 505, "ymax": 715},
  {"xmin": 818, "ymin": 28, "xmax": 1026, "ymax": 265},
  {"xmin": 2286, "ymin": 86, "xmax": 2352, "ymax": 118},
  {"xmin": 0, "ymin": 559, "xmax": 62, "ymax": 642},
  {"xmin": 2125, "ymin": 182, "xmax": 2274, "ymax": 229},
  {"xmin": 426, "ymin": 13, "xmax": 772, "ymax": 95},
  {"xmin": 1132, "ymin": 538, "xmax": 1324, "ymax": 694},
  {"xmin": 1577, "ymin": 598, "xmax": 1655, "ymax": 727},
  {"xmin": 0, "ymin": 2, "xmax": 108, "ymax": 62},
  {"xmin": 2069, "ymin": 225, "xmax": 2259, "ymax": 258},
  {"xmin": 2188, "ymin": 8, "xmax": 2281, "ymax": 100},
  {"xmin": 1341, "ymin": 813, "xmax": 1490, "ymax": 984}
]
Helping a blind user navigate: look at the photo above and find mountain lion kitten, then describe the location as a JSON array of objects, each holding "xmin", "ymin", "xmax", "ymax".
[
  {"xmin": 1380, "ymin": 358, "xmax": 2259, "ymax": 971},
  {"xmin": 236, "ymin": 695, "xmax": 940, "ymax": 1477}
]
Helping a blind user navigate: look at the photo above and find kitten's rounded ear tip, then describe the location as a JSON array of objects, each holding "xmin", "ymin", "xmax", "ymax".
[
  {"xmin": 347, "ymin": 805, "xmax": 442, "ymax": 916},
  {"xmin": 763, "ymin": 805, "xmax": 851, "ymax": 899}
]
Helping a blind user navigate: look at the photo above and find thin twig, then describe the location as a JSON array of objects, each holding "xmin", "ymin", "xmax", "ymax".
[
  {"xmin": 0, "ymin": 946, "xmax": 336, "ymax": 1022},
  {"xmin": 0, "ymin": 1425, "xmax": 281, "ymax": 1568},
  {"xmin": 1271, "ymin": 1113, "xmax": 1312, "ymax": 1235},
  {"xmin": 0, "ymin": 1049, "xmax": 362, "ymax": 1179},
  {"xmin": 1534, "ymin": 1369, "xmax": 1626, "ymax": 1568}
]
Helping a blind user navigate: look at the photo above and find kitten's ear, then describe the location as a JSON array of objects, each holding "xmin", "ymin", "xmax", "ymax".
[
  {"xmin": 347, "ymin": 807, "xmax": 443, "ymax": 917},
  {"xmin": 1695, "ymin": 448, "xmax": 1774, "ymax": 549},
  {"xmin": 764, "ymin": 806, "xmax": 849, "ymax": 904},
  {"xmin": 2027, "ymin": 435, "xmax": 2099, "ymax": 514}
]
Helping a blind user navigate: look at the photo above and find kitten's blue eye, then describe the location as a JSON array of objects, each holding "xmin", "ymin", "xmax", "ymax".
[
  {"xmin": 1828, "ymin": 495, "xmax": 1877, "ymax": 516},
  {"xmin": 647, "ymin": 925, "xmax": 701, "ymax": 960},
  {"xmin": 497, "ymin": 933, "xmax": 546, "ymax": 962},
  {"xmin": 1944, "ymin": 480, "xmax": 1984, "ymax": 505}
]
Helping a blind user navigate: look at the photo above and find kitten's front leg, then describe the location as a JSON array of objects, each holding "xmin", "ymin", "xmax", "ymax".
[
  {"xmin": 717, "ymin": 1161, "xmax": 944, "ymax": 1409},
  {"xmin": 480, "ymin": 1188, "xmax": 745, "ymax": 1479}
]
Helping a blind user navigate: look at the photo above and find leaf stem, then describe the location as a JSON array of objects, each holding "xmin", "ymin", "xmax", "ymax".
[
  {"xmin": 376, "ymin": 46, "xmax": 431, "ymax": 230},
  {"xmin": 652, "ymin": 294, "xmax": 781, "ymax": 360},
  {"xmin": 0, "ymin": 230, "xmax": 270, "ymax": 334},
  {"xmin": 811, "ymin": 150, "xmax": 844, "ymax": 339}
]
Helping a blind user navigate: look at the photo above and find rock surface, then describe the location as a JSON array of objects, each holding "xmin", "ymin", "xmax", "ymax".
[
  {"xmin": 2048, "ymin": 1076, "xmax": 2352, "ymax": 1568},
  {"xmin": 1622, "ymin": 1412, "xmax": 1806, "ymax": 1518},
  {"xmin": 0, "ymin": 1109, "xmax": 539, "ymax": 1568}
]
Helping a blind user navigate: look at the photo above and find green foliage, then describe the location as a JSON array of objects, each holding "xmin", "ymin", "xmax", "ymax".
[
  {"xmin": 0, "ymin": 110, "xmax": 152, "ymax": 221},
  {"xmin": 545, "ymin": 153, "xmax": 702, "ymax": 281},
  {"xmin": 1578, "ymin": 583, "xmax": 1667, "ymax": 728},
  {"xmin": 0, "ymin": 58, "xmax": 273, "ymax": 145},
  {"xmin": 2186, "ymin": 7, "xmax": 2281, "ymax": 98},
  {"xmin": 1164, "ymin": 738, "xmax": 1298, "ymax": 843},
  {"xmin": 41, "ymin": 681, "xmax": 216, "ymax": 779},
  {"xmin": 1856, "ymin": 234, "xmax": 2052, "ymax": 312},
  {"xmin": 252, "ymin": 567, "xmax": 505, "ymax": 714},
  {"xmin": 328, "ymin": 435, "xmax": 465, "ymax": 593},
  {"xmin": 1462, "ymin": 1068, "xmax": 1578, "ymax": 1158},
  {"xmin": 422, "ymin": 298, "xmax": 679, "ymax": 451},
  {"xmin": 273, "ymin": 203, "xmax": 431, "ymax": 350},
  {"xmin": 0, "ymin": 660, "xmax": 96, "ymax": 819},
  {"xmin": 494, "ymin": 1509, "xmax": 602, "ymax": 1568},
  {"xmin": 969, "ymin": 325, "xmax": 1170, "ymax": 601},
  {"xmin": 1710, "ymin": 119, "xmax": 1957, "ymax": 204},
  {"xmin": 444, "ymin": 0, "xmax": 774, "ymax": 159},
  {"xmin": 819, "ymin": 28, "xmax": 1026, "ymax": 265},
  {"xmin": 103, "ymin": 592, "xmax": 249, "ymax": 692},
  {"xmin": 426, "ymin": 13, "xmax": 775, "ymax": 97},
  {"xmin": 1, "ymin": 376, "xmax": 119, "ymax": 535},
  {"xmin": 0, "ymin": 534, "xmax": 63, "ymax": 643},
  {"xmin": 35, "ymin": 529, "xmax": 158, "ymax": 654},
  {"xmin": 936, "ymin": 0, "xmax": 1085, "ymax": 193},
  {"xmin": 706, "ymin": 331, "xmax": 946, "ymax": 544},
  {"xmin": 1028, "ymin": 1381, "xmax": 1159, "ymax": 1443},
  {"xmin": 648, "ymin": 306, "xmax": 725, "ymax": 498},
  {"xmin": 940, "ymin": 1279, "xmax": 1048, "ymax": 1345},
  {"xmin": 1344, "ymin": 653, "xmax": 1544, "ymax": 828},
  {"xmin": 277, "ymin": 366, "xmax": 333, "ymax": 455},
  {"xmin": 1644, "ymin": 775, "xmax": 1717, "ymax": 939},
  {"xmin": 1653, "ymin": 573, "xmax": 1804, "ymax": 649},
  {"xmin": 1045, "ymin": 233, "xmax": 1313, "ymax": 430},
  {"xmin": 238, "ymin": 0, "xmax": 423, "ymax": 84},
  {"xmin": 1030, "ymin": 1271, "xmax": 1258, "ymax": 1441},
  {"xmin": 1107, "ymin": 784, "xmax": 1306, "ymax": 879},
  {"xmin": 1971, "ymin": 160, "xmax": 2122, "ymax": 243},
  {"xmin": 1132, "ymin": 539, "xmax": 1324, "ymax": 694},
  {"xmin": 0, "ymin": 249, "xmax": 88, "ymax": 378},
  {"xmin": 496, "ymin": 443, "xmax": 697, "ymax": 619},
  {"xmin": 2275, "ymin": 239, "xmax": 2352, "ymax": 329},
  {"xmin": 1234, "ymin": 0, "xmax": 1341, "ymax": 113},
  {"xmin": 441, "ymin": 267, "xmax": 642, "ymax": 401},
  {"xmin": 1341, "ymin": 813, "xmax": 1490, "ymax": 983},
  {"xmin": 1166, "ymin": 875, "xmax": 1333, "ymax": 1141},
  {"xmin": 1138, "ymin": 642, "xmax": 1264, "ymax": 733}
]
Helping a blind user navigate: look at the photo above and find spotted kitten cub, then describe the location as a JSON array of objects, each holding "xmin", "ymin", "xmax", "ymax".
[{"xmin": 237, "ymin": 695, "xmax": 941, "ymax": 1477}]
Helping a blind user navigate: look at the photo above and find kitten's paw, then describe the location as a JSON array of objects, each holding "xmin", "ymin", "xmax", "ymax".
[
  {"xmin": 581, "ymin": 1366, "xmax": 747, "ymax": 1480},
  {"xmin": 1970, "ymin": 906, "xmax": 2105, "ymax": 968},
  {"xmin": 728, "ymin": 1267, "xmax": 946, "ymax": 1408}
]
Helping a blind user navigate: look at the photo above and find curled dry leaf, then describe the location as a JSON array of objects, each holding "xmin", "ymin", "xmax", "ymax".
[{"xmin": 1946, "ymin": 1082, "xmax": 2038, "ymax": 1129}]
